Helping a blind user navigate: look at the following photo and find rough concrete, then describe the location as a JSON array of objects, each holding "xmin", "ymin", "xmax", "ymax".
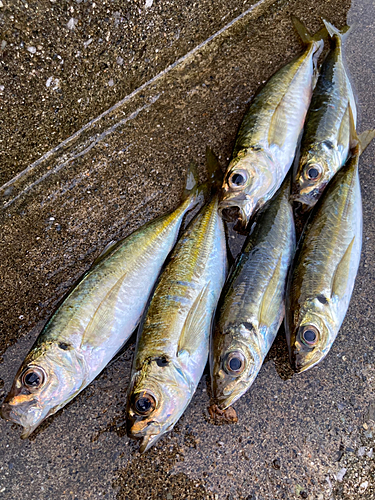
[
  {"xmin": 0, "ymin": 0, "xmax": 263, "ymax": 186},
  {"xmin": 1, "ymin": 0, "xmax": 375, "ymax": 499}
]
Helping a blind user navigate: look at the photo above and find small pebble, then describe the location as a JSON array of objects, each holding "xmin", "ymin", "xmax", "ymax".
[
  {"xmin": 359, "ymin": 481, "xmax": 368, "ymax": 494},
  {"xmin": 336, "ymin": 468, "xmax": 347, "ymax": 482},
  {"xmin": 27, "ymin": 46, "xmax": 36, "ymax": 54},
  {"xmin": 272, "ymin": 458, "xmax": 281, "ymax": 469},
  {"xmin": 67, "ymin": 18, "xmax": 77, "ymax": 30},
  {"xmin": 357, "ymin": 446, "xmax": 366, "ymax": 457}
]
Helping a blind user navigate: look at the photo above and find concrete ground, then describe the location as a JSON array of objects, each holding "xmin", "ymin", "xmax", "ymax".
[{"xmin": 1, "ymin": 0, "xmax": 374, "ymax": 498}]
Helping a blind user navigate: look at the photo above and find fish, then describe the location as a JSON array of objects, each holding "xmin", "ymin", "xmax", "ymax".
[
  {"xmin": 291, "ymin": 20, "xmax": 357, "ymax": 210},
  {"xmin": 210, "ymin": 175, "xmax": 295, "ymax": 409},
  {"xmin": 126, "ymin": 150, "xmax": 227, "ymax": 453},
  {"xmin": 285, "ymin": 126, "xmax": 375, "ymax": 373},
  {"xmin": 0, "ymin": 163, "xmax": 208, "ymax": 438},
  {"xmin": 219, "ymin": 17, "xmax": 324, "ymax": 230}
]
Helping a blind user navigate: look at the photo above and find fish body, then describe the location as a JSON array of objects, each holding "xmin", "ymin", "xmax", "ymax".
[
  {"xmin": 211, "ymin": 177, "xmax": 295, "ymax": 409},
  {"xmin": 1, "ymin": 168, "xmax": 205, "ymax": 438},
  {"xmin": 285, "ymin": 144, "xmax": 362, "ymax": 372},
  {"xmin": 127, "ymin": 194, "xmax": 227, "ymax": 452},
  {"xmin": 219, "ymin": 22, "xmax": 323, "ymax": 229},
  {"xmin": 292, "ymin": 20, "xmax": 357, "ymax": 209}
]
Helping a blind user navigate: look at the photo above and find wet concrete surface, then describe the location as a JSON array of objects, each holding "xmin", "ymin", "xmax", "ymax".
[{"xmin": 1, "ymin": 0, "xmax": 375, "ymax": 498}]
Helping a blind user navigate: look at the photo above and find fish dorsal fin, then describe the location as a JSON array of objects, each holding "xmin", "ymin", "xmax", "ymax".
[
  {"xmin": 177, "ymin": 283, "xmax": 211, "ymax": 357},
  {"xmin": 259, "ymin": 255, "xmax": 284, "ymax": 328},
  {"xmin": 92, "ymin": 240, "xmax": 118, "ymax": 267},
  {"xmin": 359, "ymin": 130, "xmax": 375, "ymax": 154},
  {"xmin": 331, "ymin": 237, "xmax": 355, "ymax": 299},
  {"xmin": 268, "ymin": 99, "xmax": 289, "ymax": 149},
  {"xmin": 80, "ymin": 272, "xmax": 129, "ymax": 349}
]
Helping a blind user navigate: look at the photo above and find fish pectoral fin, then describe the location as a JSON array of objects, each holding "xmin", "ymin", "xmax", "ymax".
[
  {"xmin": 337, "ymin": 104, "xmax": 350, "ymax": 151},
  {"xmin": 177, "ymin": 283, "xmax": 211, "ymax": 356},
  {"xmin": 348, "ymin": 103, "xmax": 360, "ymax": 149},
  {"xmin": 268, "ymin": 99, "xmax": 289, "ymax": 149},
  {"xmin": 259, "ymin": 255, "xmax": 284, "ymax": 329},
  {"xmin": 80, "ymin": 273, "xmax": 129, "ymax": 349},
  {"xmin": 331, "ymin": 237, "xmax": 355, "ymax": 300},
  {"xmin": 92, "ymin": 240, "xmax": 119, "ymax": 267}
]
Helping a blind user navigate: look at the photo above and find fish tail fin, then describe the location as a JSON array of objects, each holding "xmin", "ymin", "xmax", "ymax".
[
  {"xmin": 322, "ymin": 19, "xmax": 351, "ymax": 41},
  {"xmin": 291, "ymin": 16, "xmax": 325, "ymax": 63},
  {"xmin": 292, "ymin": 16, "xmax": 327, "ymax": 44},
  {"xmin": 205, "ymin": 146, "xmax": 223, "ymax": 192}
]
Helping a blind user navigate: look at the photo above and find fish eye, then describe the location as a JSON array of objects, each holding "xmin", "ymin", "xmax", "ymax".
[
  {"xmin": 224, "ymin": 351, "xmax": 246, "ymax": 375},
  {"xmin": 304, "ymin": 164, "xmax": 322, "ymax": 181},
  {"xmin": 133, "ymin": 392, "xmax": 157, "ymax": 416},
  {"xmin": 228, "ymin": 169, "xmax": 248, "ymax": 189},
  {"xmin": 21, "ymin": 367, "xmax": 46, "ymax": 390},
  {"xmin": 300, "ymin": 325, "xmax": 320, "ymax": 347}
]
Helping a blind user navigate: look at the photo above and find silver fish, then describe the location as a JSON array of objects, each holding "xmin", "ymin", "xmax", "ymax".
[
  {"xmin": 1, "ymin": 164, "xmax": 206, "ymax": 438},
  {"xmin": 127, "ymin": 158, "xmax": 227, "ymax": 452},
  {"xmin": 285, "ymin": 136, "xmax": 368, "ymax": 372},
  {"xmin": 292, "ymin": 20, "xmax": 357, "ymax": 210},
  {"xmin": 219, "ymin": 18, "xmax": 324, "ymax": 229},
  {"xmin": 211, "ymin": 176, "xmax": 295, "ymax": 409}
]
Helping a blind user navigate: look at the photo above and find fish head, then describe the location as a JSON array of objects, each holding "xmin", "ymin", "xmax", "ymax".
[
  {"xmin": 288, "ymin": 306, "xmax": 334, "ymax": 373},
  {"xmin": 210, "ymin": 323, "xmax": 261, "ymax": 409},
  {"xmin": 0, "ymin": 342, "xmax": 86, "ymax": 437},
  {"xmin": 127, "ymin": 357, "xmax": 191, "ymax": 453},
  {"xmin": 219, "ymin": 149, "xmax": 276, "ymax": 230},
  {"xmin": 291, "ymin": 148, "xmax": 332, "ymax": 209}
]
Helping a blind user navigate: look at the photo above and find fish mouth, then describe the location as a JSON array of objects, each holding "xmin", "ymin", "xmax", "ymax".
[
  {"xmin": 0, "ymin": 402, "xmax": 39, "ymax": 439},
  {"xmin": 215, "ymin": 393, "xmax": 240, "ymax": 410},
  {"xmin": 290, "ymin": 187, "xmax": 320, "ymax": 210},
  {"xmin": 292, "ymin": 350, "xmax": 324, "ymax": 373},
  {"xmin": 127, "ymin": 418, "xmax": 164, "ymax": 453},
  {"xmin": 218, "ymin": 201, "xmax": 252, "ymax": 232},
  {"xmin": 138, "ymin": 433, "xmax": 163, "ymax": 453}
]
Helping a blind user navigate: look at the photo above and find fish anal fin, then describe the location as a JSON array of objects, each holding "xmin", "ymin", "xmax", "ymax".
[
  {"xmin": 331, "ymin": 237, "xmax": 355, "ymax": 299},
  {"xmin": 177, "ymin": 283, "xmax": 211, "ymax": 356},
  {"xmin": 259, "ymin": 255, "xmax": 284, "ymax": 329}
]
